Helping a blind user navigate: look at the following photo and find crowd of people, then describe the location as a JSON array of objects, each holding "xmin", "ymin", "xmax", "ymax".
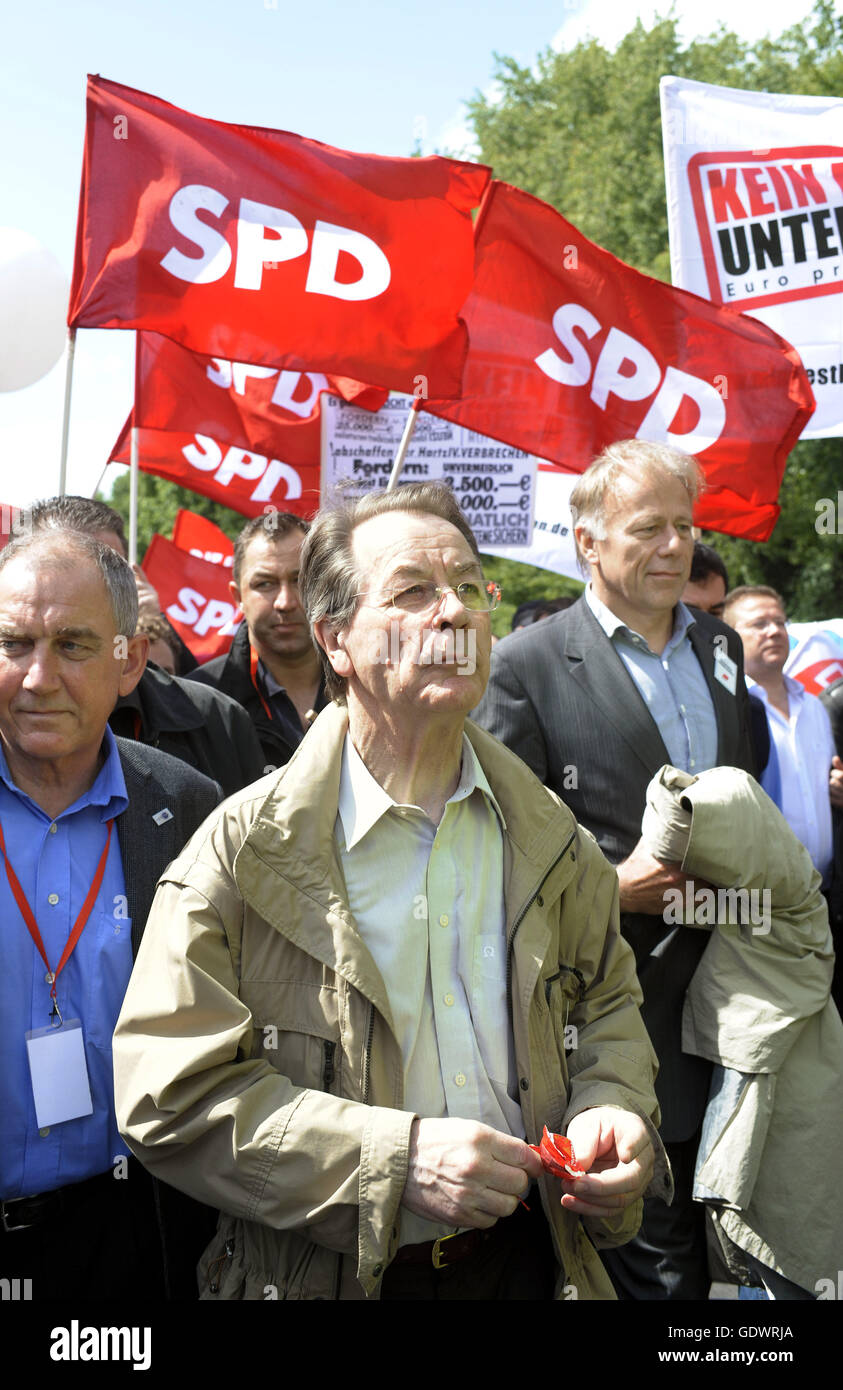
[{"xmin": 1, "ymin": 439, "xmax": 840, "ymax": 1303}]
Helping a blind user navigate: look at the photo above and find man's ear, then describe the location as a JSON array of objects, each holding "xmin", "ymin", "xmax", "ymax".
[
  {"xmin": 313, "ymin": 620, "xmax": 353, "ymax": 680},
  {"xmin": 116, "ymin": 633, "xmax": 149, "ymax": 697},
  {"xmin": 574, "ymin": 524, "xmax": 599, "ymax": 569},
  {"xmin": 228, "ymin": 579, "xmax": 242, "ymax": 612}
]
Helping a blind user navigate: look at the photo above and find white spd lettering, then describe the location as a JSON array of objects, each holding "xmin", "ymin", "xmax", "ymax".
[
  {"xmin": 535, "ymin": 302, "xmax": 727, "ymax": 453},
  {"xmin": 188, "ymin": 548, "xmax": 234, "ymax": 568},
  {"xmin": 182, "ymin": 434, "xmax": 303, "ymax": 502},
  {"xmin": 167, "ymin": 589, "xmax": 241, "ymax": 637},
  {"xmin": 161, "ymin": 184, "xmax": 391, "ymax": 301},
  {"xmin": 206, "ymin": 359, "xmax": 328, "ymax": 420}
]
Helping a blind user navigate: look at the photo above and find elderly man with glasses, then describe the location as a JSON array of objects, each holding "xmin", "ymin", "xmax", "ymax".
[{"xmin": 113, "ymin": 483, "xmax": 666, "ymax": 1303}]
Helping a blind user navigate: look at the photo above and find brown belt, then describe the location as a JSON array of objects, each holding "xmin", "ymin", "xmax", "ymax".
[
  {"xmin": 391, "ymin": 1227, "xmax": 492, "ymax": 1270},
  {"xmin": 392, "ymin": 1197, "xmax": 537, "ymax": 1271}
]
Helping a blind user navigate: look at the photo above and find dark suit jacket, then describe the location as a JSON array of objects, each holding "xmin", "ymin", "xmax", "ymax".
[
  {"xmin": 114, "ymin": 737, "xmax": 221, "ymax": 1297},
  {"xmin": 115, "ymin": 736, "xmax": 221, "ymax": 956},
  {"xmin": 473, "ymin": 597, "xmax": 755, "ymax": 1142}
]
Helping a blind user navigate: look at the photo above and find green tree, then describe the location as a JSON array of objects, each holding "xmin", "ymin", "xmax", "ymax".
[
  {"xmin": 464, "ymin": 1, "xmax": 843, "ymax": 619},
  {"xmin": 104, "ymin": 469, "xmax": 246, "ymax": 558},
  {"xmin": 480, "ymin": 553, "xmax": 582, "ymax": 637}
]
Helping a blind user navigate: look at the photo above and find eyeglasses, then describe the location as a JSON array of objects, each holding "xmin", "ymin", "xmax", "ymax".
[{"xmin": 357, "ymin": 579, "xmax": 502, "ymax": 614}]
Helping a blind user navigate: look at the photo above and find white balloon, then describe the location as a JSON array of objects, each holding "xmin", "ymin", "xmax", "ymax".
[{"xmin": 0, "ymin": 228, "xmax": 69, "ymax": 392}]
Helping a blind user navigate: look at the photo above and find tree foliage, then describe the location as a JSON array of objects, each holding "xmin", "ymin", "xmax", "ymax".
[
  {"xmin": 104, "ymin": 468, "xmax": 245, "ymax": 558},
  {"xmin": 464, "ymin": 1, "xmax": 843, "ymax": 619},
  {"xmin": 480, "ymin": 553, "xmax": 582, "ymax": 637}
]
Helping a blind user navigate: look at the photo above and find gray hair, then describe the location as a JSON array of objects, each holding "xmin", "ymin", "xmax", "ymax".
[
  {"xmin": 569, "ymin": 440, "xmax": 704, "ymax": 573},
  {"xmin": 29, "ymin": 495, "xmax": 128, "ymax": 557},
  {"xmin": 0, "ymin": 529, "xmax": 139, "ymax": 637},
  {"xmin": 299, "ymin": 483, "xmax": 481, "ymax": 702}
]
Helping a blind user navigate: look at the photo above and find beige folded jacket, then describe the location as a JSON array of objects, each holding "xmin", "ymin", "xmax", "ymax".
[{"xmin": 641, "ymin": 764, "xmax": 842, "ymax": 1295}]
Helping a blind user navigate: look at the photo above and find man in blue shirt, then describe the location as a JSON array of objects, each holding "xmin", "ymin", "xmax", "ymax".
[{"xmin": 0, "ymin": 528, "xmax": 219, "ymax": 1300}]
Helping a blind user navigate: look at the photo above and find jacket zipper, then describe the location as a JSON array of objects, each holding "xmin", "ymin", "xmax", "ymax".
[
  {"xmin": 361, "ymin": 1003, "xmax": 375, "ymax": 1105},
  {"xmin": 322, "ymin": 1040, "xmax": 336, "ymax": 1091},
  {"xmin": 208, "ymin": 1237, "xmax": 235, "ymax": 1294},
  {"xmin": 506, "ymin": 829, "xmax": 577, "ymax": 1005}
]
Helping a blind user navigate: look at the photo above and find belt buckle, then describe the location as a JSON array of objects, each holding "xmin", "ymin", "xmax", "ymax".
[
  {"xmin": 431, "ymin": 1233, "xmax": 457, "ymax": 1270},
  {"xmin": 1, "ymin": 1198, "xmax": 37, "ymax": 1233}
]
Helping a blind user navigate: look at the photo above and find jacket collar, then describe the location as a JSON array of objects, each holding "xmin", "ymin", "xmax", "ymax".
[
  {"xmin": 115, "ymin": 664, "xmax": 209, "ymax": 736},
  {"xmin": 551, "ymin": 598, "xmax": 671, "ymax": 776},
  {"xmin": 233, "ymin": 703, "xmax": 581, "ymax": 1014},
  {"xmin": 216, "ymin": 621, "xmax": 256, "ymax": 704}
]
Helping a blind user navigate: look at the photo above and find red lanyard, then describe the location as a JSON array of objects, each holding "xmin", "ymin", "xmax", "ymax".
[
  {"xmin": 0, "ymin": 816, "xmax": 114, "ymax": 1020},
  {"xmin": 249, "ymin": 646, "xmax": 274, "ymax": 721}
]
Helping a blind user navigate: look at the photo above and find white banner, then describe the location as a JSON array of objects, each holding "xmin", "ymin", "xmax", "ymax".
[
  {"xmin": 320, "ymin": 394, "xmax": 537, "ymax": 548},
  {"xmin": 661, "ymin": 75, "xmax": 843, "ymax": 438},
  {"xmin": 483, "ymin": 469, "xmax": 582, "ymax": 583}
]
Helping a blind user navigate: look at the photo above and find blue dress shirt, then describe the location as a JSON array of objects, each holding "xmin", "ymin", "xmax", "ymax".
[
  {"xmin": 585, "ymin": 586, "xmax": 719, "ymax": 774},
  {"xmin": 0, "ymin": 728, "xmax": 132, "ymax": 1198}
]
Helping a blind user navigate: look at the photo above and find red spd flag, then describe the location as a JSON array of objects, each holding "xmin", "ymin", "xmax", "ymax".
[
  {"xmin": 171, "ymin": 509, "xmax": 234, "ymax": 568},
  {"xmin": 109, "ymin": 331, "xmax": 385, "ymax": 517},
  {"xmin": 69, "ymin": 76, "xmax": 489, "ymax": 397},
  {"xmin": 142, "ymin": 533, "xmax": 240, "ymax": 663},
  {"xmin": 423, "ymin": 182, "xmax": 815, "ymax": 540}
]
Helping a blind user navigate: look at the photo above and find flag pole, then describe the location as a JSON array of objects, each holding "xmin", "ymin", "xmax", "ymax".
[
  {"xmin": 90, "ymin": 462, "xmax": 109, "ymax": 499},
  {"xmin": 58, "ymin": 328, "xmax": 77, "ymax": 497},
  {"xmin": 129, "ymin": 331, "xmax": 139, "ymax": 564},
  {"xmin": 386, "ymin": 395, "xmax": 423, "ymax": 491}
]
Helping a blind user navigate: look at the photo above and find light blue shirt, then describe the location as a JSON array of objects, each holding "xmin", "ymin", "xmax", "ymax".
[
  {"xmin": 0, "ymin": 727, "xmax": 132, "ymax": 1198},
  {"xmin": 585, "ymin": 586, "xmax": 719, "ymax": 774},
  {"xmin": 748, "ymin": 675, "xmax": 835, "ymax": 883}
]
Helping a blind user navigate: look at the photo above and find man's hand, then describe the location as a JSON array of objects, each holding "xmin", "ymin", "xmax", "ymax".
[
  {"xmin": 401, "ymin": 1117, "xmax": 543, "ymax": 1229},
  {"xmin": 616, "ymin": 837, "xmax": 695, "ymax": 915},
  {"xmin": 558, "ymin": 1109, "xmax": 654, "ymax": 1217},
  {"xmin": 132, "ymin": 563, "xmax": 162, "ymax": 621},
  {"xmin": 830, "ymin": 755, "xmax": 843, "ymax": 809}
]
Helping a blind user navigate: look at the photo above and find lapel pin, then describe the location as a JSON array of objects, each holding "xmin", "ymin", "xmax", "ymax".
[{"xmin": 152, "ymin": 808, "xmax": 174, "ymax": 825}]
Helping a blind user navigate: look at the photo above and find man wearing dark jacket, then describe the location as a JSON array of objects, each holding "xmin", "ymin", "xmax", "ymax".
[
  {"xmin": 0, "ymin": 529, "xmax": 220, "ymax": 1300},
  {"xmin": 473, "ymin": 441, "xmax": 756, "ymax": 1301},
  {"xmin": 187, "ymin": 513, "xmax": 328, "ymax": 770},
  {"xmin": 108, "ymin": 660, "xmax": 265, "ymax": 798}
]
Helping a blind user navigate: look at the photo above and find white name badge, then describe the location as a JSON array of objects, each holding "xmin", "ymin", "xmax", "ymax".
[
  {"xmin": 25, "ymin": 1018, "xmax": 93, "ymax": 1127},
  {"xmin": 713, "ymin": 650, "xmax": 738, "ymax": 695}
]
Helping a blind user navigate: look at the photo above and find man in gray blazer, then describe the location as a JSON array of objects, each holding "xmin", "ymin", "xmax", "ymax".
[
  {"xmin": 474, "ymin": 441, "xmax": 755, "ymax": 1300},
  {"xmin": 0, "ymin": 528, "xmax": 220, "ymax": 1300}
]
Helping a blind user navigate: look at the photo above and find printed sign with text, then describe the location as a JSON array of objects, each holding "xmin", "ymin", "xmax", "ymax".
[{"xmin": 321, "ymin": 394, "xmax": 537, "ymax": 548}]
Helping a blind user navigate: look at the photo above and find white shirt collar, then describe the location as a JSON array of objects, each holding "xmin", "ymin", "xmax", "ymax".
[
  {"xmin": 746, "ymin": 672, "xmax": 803, "ymax": 706},
  {"xmin": 585, "ymin": 582, "xmax": 694, "ymax": 649},
  {"xmin": 337, "ymin": 730, "xmax": 505, "ymax": 851}
]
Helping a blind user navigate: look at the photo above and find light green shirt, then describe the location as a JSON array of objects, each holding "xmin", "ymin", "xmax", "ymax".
[{"xmin": 336, "ymin": 731, "xmax": 521, "ymax": 1244}]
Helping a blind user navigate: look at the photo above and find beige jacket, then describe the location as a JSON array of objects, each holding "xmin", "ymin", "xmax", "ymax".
[
  {"xmin": 642, "ymin": 763, "xmax": 843, "ymax": 1294},
  {"xmin": 114, "ymin": 703, "xmax": 667, "ymax": 1300}
]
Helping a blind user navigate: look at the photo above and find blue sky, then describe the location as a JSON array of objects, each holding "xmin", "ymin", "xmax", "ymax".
[{"xmin": 0, "ymin": 0, "xmax": 824, "ymax": 506}]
